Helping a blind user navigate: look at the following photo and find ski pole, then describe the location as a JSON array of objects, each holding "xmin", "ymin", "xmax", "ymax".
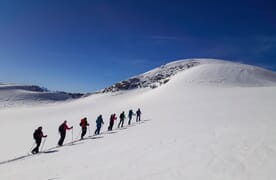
[
  {"xmin": 71, "ymin": 128, "xmax": 74, "ymax": 143},
  {"xmin": 77, "ymin": 129, "xmax": 81, "ymax": 140},
  {"xmin": 28, "ymin": 142, "xmax": 36, "ymax": 154},
  {"xmin": 88, "ymin": 126, "xmax": 91, "ymax": 136},
  {"xmin": 41, "ymin": 137, "xmax": 47, "ymax": 152}
]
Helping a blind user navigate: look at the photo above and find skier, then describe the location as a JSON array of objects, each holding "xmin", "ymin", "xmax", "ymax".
[
  {"xmin": 136, "ymin": 108, "xmax": 142, "ymax": 122},
  {"xmin": 128, "ymin": 109, "xmax": 134, "ymax": 125},
  {"xmin": 32, "ymin": 126, "xmax": 47, "ymax": 154},
  {"xmin": 108, "ymin": 113, "xmax": 117, "ymax": 131},
  {"xmin": 58, "ymin": 120, "xmax": 73, "ymax": 146},
  {"xmin": 94, "ymin": 115, "xmax": 104, "ymax": 135},
  {"xmin": 118, "ymin": 111, "xmax": 126, "ymax": 128},
  {"xmin": 79, "ymin": 117, "xmax": 89, "ymax": 139}
]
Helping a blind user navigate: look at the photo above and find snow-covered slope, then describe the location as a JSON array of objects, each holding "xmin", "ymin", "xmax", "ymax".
[
  {"xmin": 175, "ymin": 59, "xmax": 276, "ymax": 86},
  {"xmin": 0, "ymin": 59, "xmax": 276, "ymax": 180},
  {"xmin": 103, "ymin": 59, "xmax": 276, "ymax": 92},
  {"xmin": 0, "ymin": 84, "xmax": 84, "ymax": 108}
]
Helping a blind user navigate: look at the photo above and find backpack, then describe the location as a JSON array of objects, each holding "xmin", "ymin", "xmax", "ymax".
[
  {"xmin": 96, "ymin": 116, "xmax": 103, "ymax": 125},
  {"xmin": 96, "ymin": 118, "xmax": 100, "ymax": 124},
  {"xmin": 33, "ymin": 130, "xmax": 40, "ymax": 139},
  {"xmin": 80, "ymin": 119, "xmax": 87, "ymax": 127},
  {"xmin": 58, "ymin": 124, "xmax": 64, "ymax": 133},
  {"xmin": 120, "ymin": 113, "xmax": 124, "ymax": 119}
]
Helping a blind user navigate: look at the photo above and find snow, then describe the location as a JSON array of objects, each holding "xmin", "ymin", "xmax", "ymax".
[
  {"xmin": 0, "ymin": 84, "xmax": 83, "ymax": 108},
  {"xmin": 0, "ymin": 59, "xmax": 276, "ymax": 180},
  {"xmin": 102, "ymin": 58, "xmax": 276, "ymax": 92},
  {"xmin": 174, "ymin": 59, "xmax": 276, "ymax": 86}
]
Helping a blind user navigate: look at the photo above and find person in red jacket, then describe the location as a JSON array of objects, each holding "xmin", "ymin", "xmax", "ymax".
[
  {"xmin": 58, "ymin": 120, "xmax": 73, "ymax": 146},
  {"xmin": 79, "ymin": 117, "xmax": 89, "ymax": 139},
  {"xmin": 108, "ymin": 113, "xmax": 117, "ymax": 131},
  {"xmin": 32, "ymin": 126, "xmax": 47, "ymax": 154}
]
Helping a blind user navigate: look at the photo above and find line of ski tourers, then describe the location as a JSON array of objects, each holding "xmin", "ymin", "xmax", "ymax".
[{"xmin": 31, "ymin": 108, "xmax": 142, "ymax": 154}]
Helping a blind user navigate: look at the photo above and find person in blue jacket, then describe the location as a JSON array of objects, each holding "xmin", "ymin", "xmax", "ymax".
[{"xmin": 94, "ymin": 115, "xmax": 104, "ymax": 135}]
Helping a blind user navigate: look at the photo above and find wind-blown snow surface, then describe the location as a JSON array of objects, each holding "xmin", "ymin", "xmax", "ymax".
[
  {"xmin": 0, "ymin": 59, "xmax": 276, "ymax": 180},
  {"xmin": 176, "ymin": 59, "xmax": 276, "ymax": 86}
]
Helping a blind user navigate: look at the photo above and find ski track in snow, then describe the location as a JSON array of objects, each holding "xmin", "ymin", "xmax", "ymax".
[{"xmin": 0, "ymin": 120, "xmax": 147, "ymax": 166}]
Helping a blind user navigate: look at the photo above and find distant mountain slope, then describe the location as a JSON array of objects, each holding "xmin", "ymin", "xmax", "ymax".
[
  {"xmin": 0, "ymin": 84, "xmax": 84, "ymax": 108},
  {"xmin": 102, "ymin": 59, "xmax": 276, "ymax": 92}
]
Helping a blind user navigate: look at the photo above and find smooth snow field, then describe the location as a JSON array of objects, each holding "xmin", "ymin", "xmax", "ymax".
[{"xmin": 0, "ymin": 59, "xmax": 276, "ymax": 180}]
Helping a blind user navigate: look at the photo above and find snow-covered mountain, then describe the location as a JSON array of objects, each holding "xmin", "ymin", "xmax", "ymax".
[
  {"xmin": 1, "ymin": 59, "xmax": 275, "ymax": 108},
  {"xmin": 0, "ymin": 84, "xmax": 84, "ymax": 108},
  {"xmin": 0, "ymin": 59, "xmax": 276, "ymax": 180},
  {"xmin": 103, "ymin": 59, "xmax": 276, "ymax": 92}
]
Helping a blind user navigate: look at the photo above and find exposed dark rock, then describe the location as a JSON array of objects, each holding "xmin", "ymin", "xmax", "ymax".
[{"xmin": 102, "ymin": 61, "xmax": 200, "ymax": 93}]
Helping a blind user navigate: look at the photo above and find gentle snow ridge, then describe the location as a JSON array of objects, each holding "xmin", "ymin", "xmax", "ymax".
[
  {"xmin": 174, "ymin": 59, "xmax": 276, "ymax": 87},
  {"xmin": 103, "ymin": 59, "xmax": 276, "ymax": 92}
]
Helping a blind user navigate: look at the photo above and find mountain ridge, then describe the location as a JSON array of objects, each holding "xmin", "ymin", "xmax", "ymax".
[
  {"xmin": 102, "ymin": 58, "xmax": 276, "ymax": 92},
  {"xmin": 0, "ymin": 58, "xmax": 275, "ymax": 108}
]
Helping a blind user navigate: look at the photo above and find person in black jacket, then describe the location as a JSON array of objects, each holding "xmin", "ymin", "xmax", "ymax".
[
  {"xmin": 136, "ymin": 108, "xmax": 142, "ymax": 122},
  {"xmin": 58, "ymin": 120, "xmax": 73, "ymax": 146},
  {"xmin": 128, "ymin": 109, "xmax": 134, "ymax": 125},
  {"xmin": 118, "ymin": 111, "xmax": 126, "ymax": 128},
  {"xmin": 32, "ymin": 126, "xmax": 47, "ymax": 154}
]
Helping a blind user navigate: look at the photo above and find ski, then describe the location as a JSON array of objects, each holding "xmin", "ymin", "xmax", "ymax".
[{"xmin": 0, "ymin": 150, "xmax": 56, "ymax": 165}]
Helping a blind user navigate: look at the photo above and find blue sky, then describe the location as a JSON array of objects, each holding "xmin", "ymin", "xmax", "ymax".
[{"xmin": 0, "ymin": 0, "xmax": 275, "ymax": 92}]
